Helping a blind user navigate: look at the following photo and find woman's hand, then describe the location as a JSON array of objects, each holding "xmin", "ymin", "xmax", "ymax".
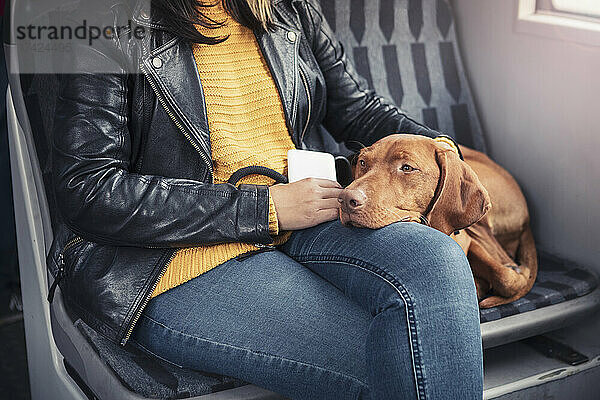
[{"xmin": 269, "ymin": 178, "xmax": 344, "ymax": 231}]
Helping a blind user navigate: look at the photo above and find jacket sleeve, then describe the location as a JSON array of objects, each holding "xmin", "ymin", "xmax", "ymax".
[
  {"xmin": 52, "ymin": 41, "xmax": 273, "ymax": 248},
  {"xmin": 304, "ymin": 0, "xmax": 442, "ymax": 146}
]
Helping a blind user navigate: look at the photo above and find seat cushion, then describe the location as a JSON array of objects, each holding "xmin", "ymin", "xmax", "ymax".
[
  {"xmin": 75, "ymin": 320, "xmax": 247, "ymax": 399},
  {"xmin": 320, "ymin": 0, "xmax": 599, "ymax": 326},
  {"xmin": 479, "ymin": 254, "xmax": 599, "ymax": 322}
]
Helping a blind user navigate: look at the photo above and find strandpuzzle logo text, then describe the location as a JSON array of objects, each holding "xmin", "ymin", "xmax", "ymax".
[
  {"xmin": 8, "ymin": 0, "xmax": 152, "ymax": 74},
  {"xmin": 16, "ymin": 19, "xmax": 147, "ymax": 46}
]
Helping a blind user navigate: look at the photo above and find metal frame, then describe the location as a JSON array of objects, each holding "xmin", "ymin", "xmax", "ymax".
[
  {"xmin": 482, "ymin": 285, "xmax": 600, "ymax": 349},
  {"xmin": 7, "ymin": 85, "xmax": 87, "ymax": 400}
]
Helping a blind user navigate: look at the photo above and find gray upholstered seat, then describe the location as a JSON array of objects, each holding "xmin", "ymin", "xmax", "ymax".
[
  {"xmin": 319, "ymin": 0, "xmax": 486, "ymax": 151},
  {"xmin": 318, "ymin": 0, "xmax": 599, "ymax": 333}
]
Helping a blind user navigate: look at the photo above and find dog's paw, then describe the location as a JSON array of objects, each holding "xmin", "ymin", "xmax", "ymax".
[
  {"xmin": 506, "ymin": 264, "xmax": 522, "ymax": 274},
  {"xmin": 474, "ymin": 277, "xmax": 490, "ymax": 300},
  {"xmin": 479, "ymin": 295, "xmax": 512, "ymax": 308}
]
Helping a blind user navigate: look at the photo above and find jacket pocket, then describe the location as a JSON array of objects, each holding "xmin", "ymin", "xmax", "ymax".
[{"xmin": 48, "ymin": 236, "xmax": 86, "ymax": 303}]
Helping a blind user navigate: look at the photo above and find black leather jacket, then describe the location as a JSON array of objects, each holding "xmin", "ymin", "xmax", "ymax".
[{"xmin": 47, "ymin": 0, "xmax": 442, "ymax": 346}]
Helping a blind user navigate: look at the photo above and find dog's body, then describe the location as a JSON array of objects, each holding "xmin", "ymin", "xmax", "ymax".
[
  {"xmin": 454, "ymin": 146, "xmax": 537, "ymax": 307},
  {"xmin": 338, "ymin": 135, "xmax": 537, "ymax": 308}
]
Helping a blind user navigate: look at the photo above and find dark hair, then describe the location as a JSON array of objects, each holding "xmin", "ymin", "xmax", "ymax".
[{"xmin": 151, "ymin": 0, "xmax": 274, "ymax": 44}]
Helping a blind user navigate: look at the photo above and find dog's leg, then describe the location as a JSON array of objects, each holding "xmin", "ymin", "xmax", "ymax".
[
  {"xmin": 477, "ymin": 226, "xmax": 538, "ymax": 308},
  {"xmin": 467, "ymin": 240, "xmax": 520, "ymax": 294},
  {"xmin": 509, "ymin": 226, "xmax": 538, "ymax": 297},
  {"xmin": 516, "ymin": 225, "xmax": 538, "ymax": 285},
  {"xmin": 466, "ymin": 222, "xmax": 533, "ymax": 308},
  {"xmin": 452, "ymin": 231, "xmax": 492, "ymax": 299},
  {"xmin": 468, "ymin": 241, "xmax": 523, "ymax": 308},
  {"xmin": 473, "ymin": 276, "xmax": 491, "ymax": 300}
]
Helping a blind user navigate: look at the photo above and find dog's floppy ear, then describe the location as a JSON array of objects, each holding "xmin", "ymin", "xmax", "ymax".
[{"xmin": 425, "ymin": 149, "xmax": 491, "ymax": 235}]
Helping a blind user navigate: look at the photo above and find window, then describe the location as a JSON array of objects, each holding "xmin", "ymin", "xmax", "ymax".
[
  {"xmin": 537, "ymin": 0, "xmax": 600, "ymax": 21},
  {"xmin": 516, "ymin": 0, "xmax": 600, "ymax": 46}
]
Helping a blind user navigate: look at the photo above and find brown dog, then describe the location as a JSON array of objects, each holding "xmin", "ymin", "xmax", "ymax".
[{"xmin": 338, "ymin": 134, "xmax": 537, "ymax": 308}]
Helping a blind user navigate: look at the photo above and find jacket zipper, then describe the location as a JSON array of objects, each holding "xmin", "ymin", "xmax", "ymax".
[
  {"xmin": 120, "ymin": 61, "xmax": 223, "ymax": 346},
  {"xmin": 237, "ymin": 243, "xmax": 277, "ymax": 261},
  {"xmin": 298, "ymin": 66, "xmax": 312, "ymax": 143},
  {"xmin": 140, "ymin": 62, "xmax": 214, "ymax": 182},
  {"xmin": 48, "ymin": 236, "xmax": 84, "ymax": 303},
  {"xmin": 120, "ymin": 62, "xmax": 214, "ymax": 344},
  {"xmin": 121, "ymin": 249, "xmax": 177, "ymax": 346}
]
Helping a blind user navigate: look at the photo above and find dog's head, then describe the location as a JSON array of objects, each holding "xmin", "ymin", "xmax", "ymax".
[{"xmin": 338, "ymin": 134, "xmax": 491, "ymax": 235}]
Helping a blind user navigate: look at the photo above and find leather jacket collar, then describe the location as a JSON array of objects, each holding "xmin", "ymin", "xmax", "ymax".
[
  {"xmin": 133, "ymin": 1, "xmax": 303, "ymax": 182},
  {"xmin": 138, "ymin": 28, "xmax": 303, "ymax": 183}
]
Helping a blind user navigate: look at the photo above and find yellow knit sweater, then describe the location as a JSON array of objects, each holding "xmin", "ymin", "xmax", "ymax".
[{"xmin": 150, "ymin": 2, "xmax": 295, "ymax": 298}]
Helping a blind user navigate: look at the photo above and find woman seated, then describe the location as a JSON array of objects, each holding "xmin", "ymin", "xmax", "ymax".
[{"xmin": 50, "ymin": 0, "xmax": 483, "ymax": 398}]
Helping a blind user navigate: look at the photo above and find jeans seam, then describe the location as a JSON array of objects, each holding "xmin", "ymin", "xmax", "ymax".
[
  {"xmin": 137, "ymin": 313, "xmax": 369, "ymax": 388},
  {"xmin": 129, "ymin": 336, "xmax": 186, "ymax": 369},
  {"xmin": 286, "ymin": 222, "xmax": 333, "ymax": 255},
  {"xmin": 294, "ymin": 254, "xmax": 427, "ymax": 400}
]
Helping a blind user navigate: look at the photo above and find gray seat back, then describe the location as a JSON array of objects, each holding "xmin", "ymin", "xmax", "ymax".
[{"xmin": 319, "ymin": 0, "xmax": 486, "ymax": 152}]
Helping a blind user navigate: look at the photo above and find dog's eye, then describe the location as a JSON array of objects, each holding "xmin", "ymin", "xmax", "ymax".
[
  {"xmin": 359, "ymin": 159, "xmax": 366, "ymax": 168},
  {"xmin": 400, "ymin": 164, "xmax": 415, "ymax": 172}
]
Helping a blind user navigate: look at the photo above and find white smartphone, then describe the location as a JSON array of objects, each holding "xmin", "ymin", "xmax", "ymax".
[{"xmin": 287, "ymin": 149, "xmax": 337, "ymax": 183}]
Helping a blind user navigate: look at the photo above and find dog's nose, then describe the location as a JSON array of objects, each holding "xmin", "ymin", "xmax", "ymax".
[{"xmin": 338, "ymin": 189, "xmax": 367, "ymax": 213}]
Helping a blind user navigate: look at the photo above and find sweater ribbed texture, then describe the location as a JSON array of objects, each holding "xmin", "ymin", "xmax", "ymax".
[{"xmin": 151, "ymin": 2, "xmax": 295, "ymax": 298}]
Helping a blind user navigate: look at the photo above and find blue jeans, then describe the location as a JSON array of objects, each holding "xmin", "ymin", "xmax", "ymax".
[{"xmin": 130, "ymin": 221, "xmax": 483, "ymax": 399}]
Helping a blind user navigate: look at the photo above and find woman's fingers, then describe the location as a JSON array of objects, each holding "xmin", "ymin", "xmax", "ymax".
[
  {"xmin": 316, "ymin": 207, "xmax": 340, "ymax": 222},
  {"xmin": 299, "ymin": 177, "xmax": 342, "ymax": 198},
  {"xmin": 270, "ymin": 178, "xmax": 343, "ymax": 230},
  {"xmin": 304, "ymin": 177, "xmax": 342, "ymax": 188},
  {"xmin": 318, "ymin": 197, "xmax": 343, "ymax": 210},
  {"xmin": 318, "ymin": 187, "xmax": 344, "ymax": 199}
]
